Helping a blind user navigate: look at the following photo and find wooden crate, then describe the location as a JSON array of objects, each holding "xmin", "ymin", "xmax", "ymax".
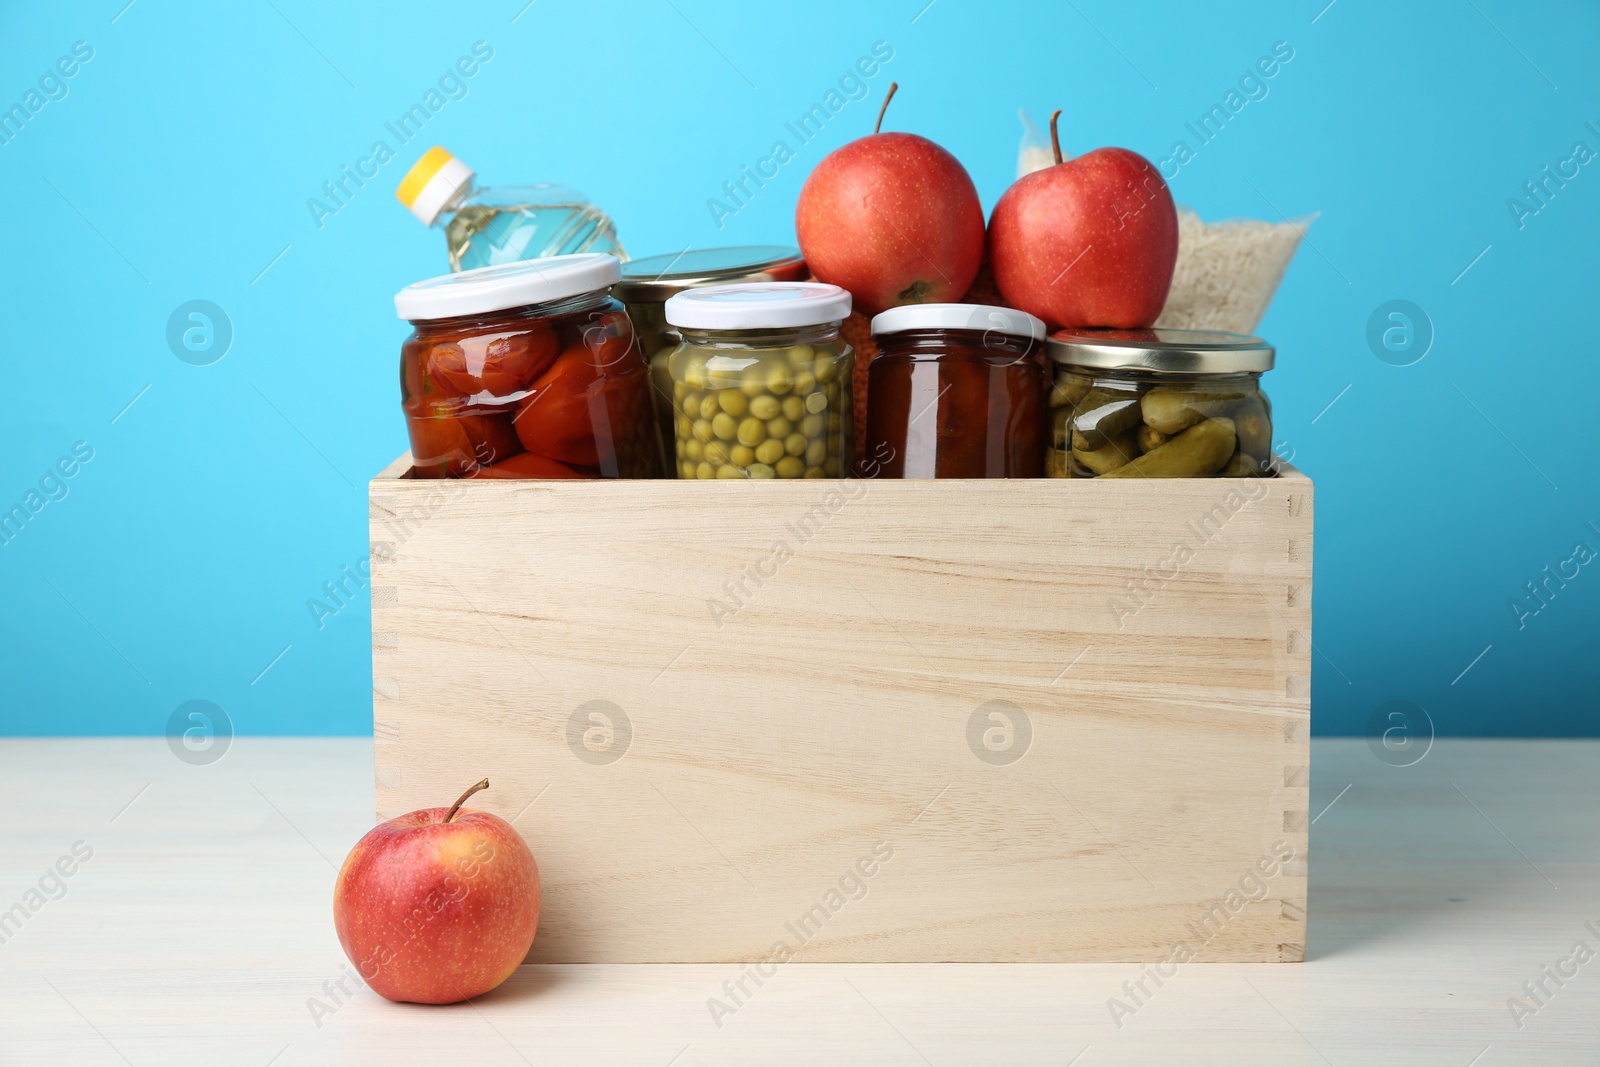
[{"xmin": 369, "ymin": 455, "xmax": 1312, "ymax": 963}]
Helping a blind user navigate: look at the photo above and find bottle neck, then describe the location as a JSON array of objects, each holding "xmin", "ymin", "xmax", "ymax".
[{"xmin": 435, "ymin": 178, "xmax": 478, "ymax": 222}]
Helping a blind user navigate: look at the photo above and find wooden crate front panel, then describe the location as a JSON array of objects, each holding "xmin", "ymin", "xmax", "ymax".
[{"xmin": 369, "ymin": 465, "xmax": 1312, "ymax": 963}]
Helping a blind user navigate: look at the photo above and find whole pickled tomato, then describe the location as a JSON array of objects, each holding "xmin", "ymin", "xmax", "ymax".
[
  {"xmin": 577, "ymin": 310, "xmax": 637, "ymax": 370},
  {"xmin": 430, "ymin": 325, "xmax": 560, "ymax": 398},
  {"xmin": 406, "ymin": 411, "xmax": 522, "ymax": 478},
  {"xmin": 466, "ymin": 452, "xmax": 597, "ymax": 480},
  {"xmin": 512, "ymin": 345, "xmax": 608, "ymax": 469}
]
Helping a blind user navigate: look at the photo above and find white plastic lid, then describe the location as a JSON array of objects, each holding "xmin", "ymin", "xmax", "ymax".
[
  {"xmin": 664, "ymin": 282, "xmax": 851, "ymax": 330},
  {"xmin": 870, "ymin": 303, "xmax": 1046, "ymax": 342},
  {"xmin": 395, "ymin": 254, "xmax": 622, "ymax": 320}
]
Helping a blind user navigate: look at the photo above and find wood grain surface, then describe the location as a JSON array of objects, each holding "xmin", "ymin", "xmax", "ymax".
[
  {"xmin": 369, "ymin": 459, "xmax": 1313, "ymax": 962},
  {"xmin": 3, "ymin": 738, "xmax": 1594, "ymax": 1065}
]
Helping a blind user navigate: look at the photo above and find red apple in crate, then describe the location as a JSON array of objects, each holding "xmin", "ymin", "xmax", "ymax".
[
  {"xmin": 988, "ymin": 110, "xmax": 1178, "ymax": 328},
  {"xmin": 333, "ymin": 780, "xmax": 539, "ymax": 1004},
  {"xmin": 797, "ymin": 83, "xmax": 985, "ymax": 317}
]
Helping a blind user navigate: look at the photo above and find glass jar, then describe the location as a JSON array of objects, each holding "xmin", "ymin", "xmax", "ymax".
[
  {"xmin": 1045, "ymin": 329, "xmax": 1275, "ymax": 479},
  {"xmin": 864, "ymin": 304, "xmax": 1047, "ymax": 478},
  {"xmin": 394, "ymin": 254, "xmax": 661, "ymax": 479},
  {"xmin": 395, "ymin": 147, "xmax": 626, "ymax": 271},
  {"xmin": 613, "ymin": 247, "xmax": 807, "ymax": 456},
  {"xmin": 663, "ymin": 283, "xmax": 853, "ymax": 479}
]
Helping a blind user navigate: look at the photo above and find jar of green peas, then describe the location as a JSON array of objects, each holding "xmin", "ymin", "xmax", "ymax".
[{"xmin": 663, "ymin": 283, "xmax": 854, "ymax": 480}]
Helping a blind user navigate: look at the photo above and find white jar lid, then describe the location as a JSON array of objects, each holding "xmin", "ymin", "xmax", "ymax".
[
  {"xmin": 395, "ymin": 253, "xmax": 621, "ymax": 321},
  {"xmin": 870, "ymin": 303, "xmax": 1046, "ymax": 342},
  {"xmin": 664, "ymin": 282, "xmax": 851, "ymax": 330}
]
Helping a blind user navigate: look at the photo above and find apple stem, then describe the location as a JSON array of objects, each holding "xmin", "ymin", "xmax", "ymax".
[
  {"xmin": 1049, "ymin": 109, "xmax": 1064, "ymax": 165},
  {"xmin": 445, "ymin": 779, "xmax": 490, "ymax": 823},
  {"xmin": 874, "ymin": 82, "xmax": 898, "ymax": 135}
]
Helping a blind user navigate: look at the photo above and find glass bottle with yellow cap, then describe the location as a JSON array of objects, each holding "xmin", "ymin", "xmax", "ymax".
[{"xmin": 396, "ymin": 146, "xmax": 626, "ymax": 271}]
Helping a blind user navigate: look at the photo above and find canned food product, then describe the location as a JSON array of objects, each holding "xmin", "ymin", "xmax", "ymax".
[
  {"xmin": 394, "ymin": 254, "xmax": 661, "ymax": 479},
  {"xmin": 614, "ymin": 247, "xmax": 806, "ymax": 456},
  {"xmin": 1044, "ymin": 328, "xmax": 1274, "ymax": 479},
  {"xmin": 864, "ymin": 304, "xmax": 1047, "ymax": 478},
  {"xmin": 663, "ymin": 282, "xmax": 853, "ymax": 480}
]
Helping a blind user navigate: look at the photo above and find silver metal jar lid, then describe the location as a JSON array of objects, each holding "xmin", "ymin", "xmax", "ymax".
[
  {"xmin": 614, "ymin": 246, "xmax": 806, "ymax": 303},
  {"xmin": 1046, "ymin": 328, "xmax": 1275, "ymax": 374}
]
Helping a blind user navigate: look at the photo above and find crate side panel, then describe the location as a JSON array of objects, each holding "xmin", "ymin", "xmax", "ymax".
[{"xmin": 370, "ymin": 476, "xmax": 1310, "ymax": 962}]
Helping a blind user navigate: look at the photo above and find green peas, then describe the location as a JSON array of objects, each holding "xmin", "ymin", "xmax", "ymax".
[
  {"xmin": 737, "ymin": 417, "xmax": 767, "ymax": 447},
  {"xmin": 669, "ymin": 339, "xmax": 855, "ymax": 478},
  {"xmin": 755, "ymin": 438, "xmax": 785, "ymax": 465}
]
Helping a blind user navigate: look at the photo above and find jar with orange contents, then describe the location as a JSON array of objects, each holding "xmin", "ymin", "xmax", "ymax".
[{"xmin": 394, "ymin": 255, "xmax": 661, "ymax": 479}]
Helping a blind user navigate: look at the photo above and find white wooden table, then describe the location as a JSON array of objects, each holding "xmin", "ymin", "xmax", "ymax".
[{"xmin": 1, "ymin": 738, "xmax": 1594, "ymax": 1065}]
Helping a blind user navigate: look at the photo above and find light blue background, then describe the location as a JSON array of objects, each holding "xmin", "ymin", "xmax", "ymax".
[{"xmin": 1, "ymin": 0, "xmax": 1595, "ymax": 738}]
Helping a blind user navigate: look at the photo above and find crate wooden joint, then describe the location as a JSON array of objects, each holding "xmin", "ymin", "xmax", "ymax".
[{"xmin": 370, "ymin": 454, "xmax": 1313, "ymax": 963}]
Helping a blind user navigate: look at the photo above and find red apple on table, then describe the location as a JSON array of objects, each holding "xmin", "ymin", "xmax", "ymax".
[
  {"xmin": 987, "ymin": 109, "xmax": 1178, "ymax": 329},
  {"xmin": 333, "ymin": 780, "xmax": 539, "ymax": 1004},
  {"xmin": 797, "ymin": 83, "xmax": 985, "ymax": 317}
]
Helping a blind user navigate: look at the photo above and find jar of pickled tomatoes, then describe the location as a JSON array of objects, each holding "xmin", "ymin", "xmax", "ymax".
[
  {"xmin": 394, "ymin": 254, "xmax": 661, "ymax": 479},
  {"xmin": 663, "ymin": 283, "xmax": 853, "ymax": 479},
  {"xmin": 864, "ymin": 304, "xmax": 1047, "ymax": 478}
]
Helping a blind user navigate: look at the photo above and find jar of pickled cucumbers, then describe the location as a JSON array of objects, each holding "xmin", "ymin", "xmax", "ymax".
[
  {"xmin": 1045, "ymin": 329, "xmax": 1274, "ymax": 479},
  {"xmin": 614, "ymin": 247, "xmax": 807, "ymax": 457},
  {"xmin": 663, "ymin": 283, "xmax": 853, "ymax": 479}
]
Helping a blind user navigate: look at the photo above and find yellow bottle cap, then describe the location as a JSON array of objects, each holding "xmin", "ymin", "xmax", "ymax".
[{"xmin": 396, "ymin": 147, "xmax": 475, "ymax": 226}]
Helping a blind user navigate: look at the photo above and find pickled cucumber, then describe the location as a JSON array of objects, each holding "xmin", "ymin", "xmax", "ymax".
[
  {"xmin": 1140, "ymin": 386, "xmax": 1248, "ymax": 435},
  {"xmin": 1045, "ymin": 448, "xmax": 1071, "ymax": 478},
  {"xmin": 1136, "ymin": 424, "xmax": 1168, "ymax": 454},
  {"xmin": 1232, "ymin": 402, "xmax": 1272, "ymax": 461},
  {"xmin": 1052, "ymin": 407, "xmax": 1071, "ymax": 449},
  {"xmin": 1221, "ymin": 452, "xmax": 1265, "ymax": 478},
  {"xmin": 1049, "ymin": 370, "xmax": 1093, "ymax": 409},
  {"xmin": 1072, "ymin": 430, "xmax": 1139, "ymax": 475},
  {"xmin": 1099, "ymin": 418, "xmax": 1236, "ymax": 479},
  {"xmin": 1072, "ymin": 388, "xmax": 1144, "ymax": 449}
]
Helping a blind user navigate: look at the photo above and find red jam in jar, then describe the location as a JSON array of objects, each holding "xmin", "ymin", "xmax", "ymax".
[
  {"xmin": 863, "ymin": 304, "xmax": 1047, "ymax": 478},
  {"xmin": 394, "ymin": 254, "xmax": 661, "ymax": 479}
]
